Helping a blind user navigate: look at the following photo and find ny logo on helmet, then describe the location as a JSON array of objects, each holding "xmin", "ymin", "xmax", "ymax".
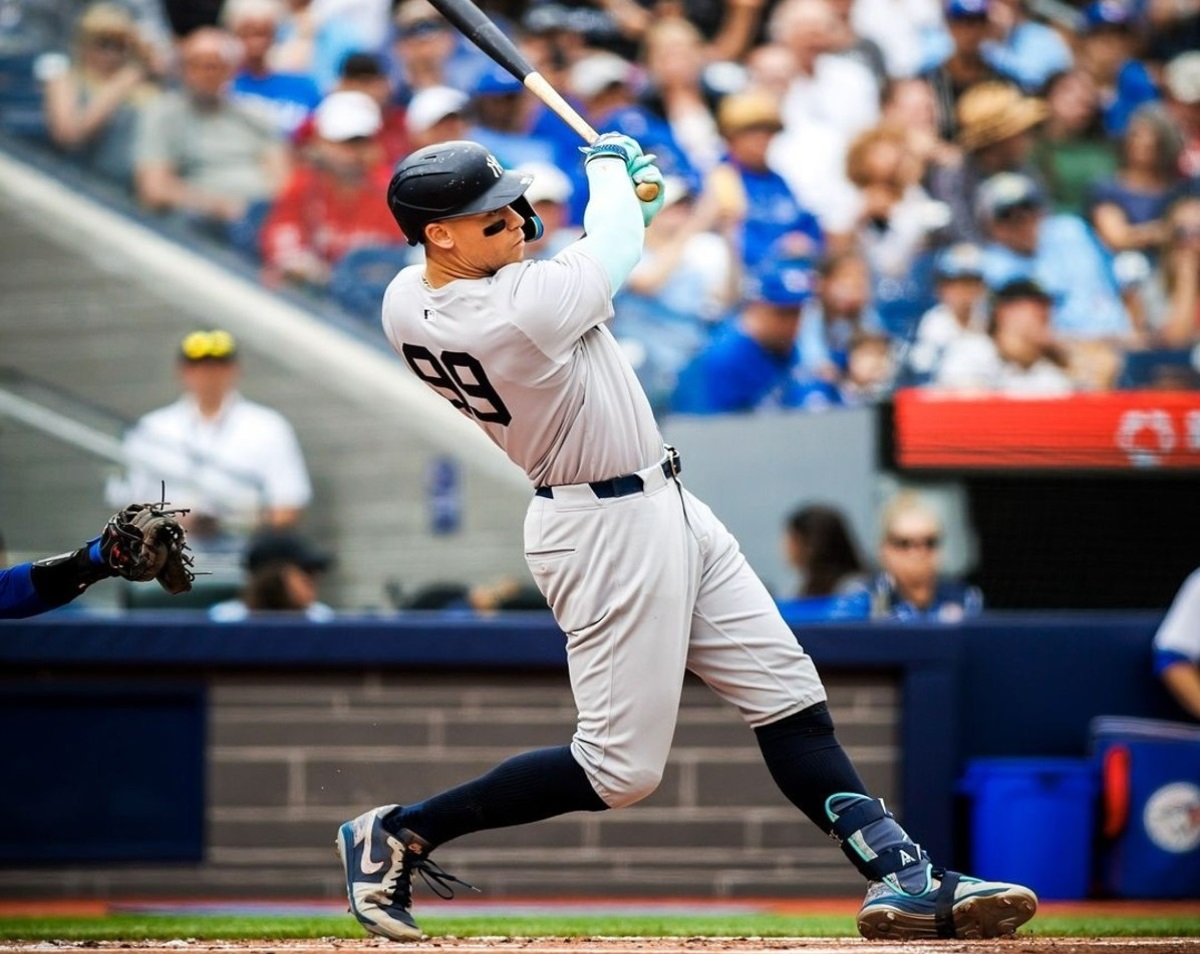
[{"xmin": 486, "ymin": 154, "xmax": 504, "ymax": 179}]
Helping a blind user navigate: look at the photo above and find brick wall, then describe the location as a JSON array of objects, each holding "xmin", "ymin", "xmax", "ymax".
[{"xmin": 4, "ymin": 669, "xmax": 898, "ymax": 899}]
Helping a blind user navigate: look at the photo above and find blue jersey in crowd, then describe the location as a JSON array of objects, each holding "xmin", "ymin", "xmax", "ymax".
[
  {"xmin": 981, "ymin": 214, "xmax": 1130, "ymax": 338},
  {"xmin": 982, "ymin": 21, "xmax": 1073, "ymax": 92},
  {"xmin": 596, "ymin": 104, "xmax": 702, "ymax": 194},
  {"xmin": 737, "ymin": 164, "xmax": 825, "ymax": 268},
  {"xmin": 1102, "ymin": 61, "xmax": 1160, "ymax": 137},
  {"xmin": 0, "ymin": 563, "xmax": 47, "ymax": 619},
  {"xmin": 231, "ymin": 71, "xmax": 322, "ymax": 137},
  {"xmin": 865, "ymin": 572, "xmax": 984, "ymax": 622},
  {"xmin": 671, "ymin": 324, "xmax": 841, "ymax": 415}
]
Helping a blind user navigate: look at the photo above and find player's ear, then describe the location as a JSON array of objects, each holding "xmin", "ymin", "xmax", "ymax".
[{"xmin": 424, "ymin": 221, "xmax": 455, "ymax": 250}]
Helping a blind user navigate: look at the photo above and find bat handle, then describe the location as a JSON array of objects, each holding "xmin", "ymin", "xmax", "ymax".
[{"xmin": 635, "ymin": 181, "xmax": 660, "ymax": 202}]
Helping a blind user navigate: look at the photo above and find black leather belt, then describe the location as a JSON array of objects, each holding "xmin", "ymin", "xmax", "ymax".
[{"xmin": 535, "ymin": 446, "xmax": 681, "ymax": 500}]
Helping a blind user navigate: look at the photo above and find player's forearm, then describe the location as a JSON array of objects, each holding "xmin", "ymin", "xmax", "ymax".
[
  {"xmin": 0, "ymin": 544, "xmax": 112, "ymax": 619},
  {"xmin": 577, "ymin": 157, "xmax": 645, "ymax": 293},
  {"xmin": 1161, "ymin": 661, "xmax": 1200, "ymax": 721}
]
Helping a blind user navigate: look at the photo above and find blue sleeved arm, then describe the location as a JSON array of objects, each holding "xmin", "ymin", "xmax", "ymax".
[
  {"xmin": 1155, "ymin": 648, "xmax": 1193, "ymax": 678},
  {"xmin": 574, "ymin": 156, "xmax": 645, "ymax": 295},
  {"xmin": 0, "ymin": 563, "xmax": 51, "ymax": 620}
]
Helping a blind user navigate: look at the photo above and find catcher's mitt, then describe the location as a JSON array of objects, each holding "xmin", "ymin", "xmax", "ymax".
[{"xmin": 102, "ymin": 502, "xmax": 195, "ymax": 595}]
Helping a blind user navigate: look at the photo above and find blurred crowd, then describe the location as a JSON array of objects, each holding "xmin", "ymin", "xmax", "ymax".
[{"xmin": 3, "ymin": 0, "xmax": 1200, "ymax": 414}]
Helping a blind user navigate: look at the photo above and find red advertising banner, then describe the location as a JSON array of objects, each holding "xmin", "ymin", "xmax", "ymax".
[{"xmin": 894, "ymin": 389, "xmax": 1200, "ymax": 470}]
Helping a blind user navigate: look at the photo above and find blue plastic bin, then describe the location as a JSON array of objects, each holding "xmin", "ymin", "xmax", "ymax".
[
  {"xmin": 1091, "ymin": 716, "xmax": 1200, "ymax": 899},
  {"xmin": 961, "ymin": 758, "xmax": 1099, "ymax": 900}
]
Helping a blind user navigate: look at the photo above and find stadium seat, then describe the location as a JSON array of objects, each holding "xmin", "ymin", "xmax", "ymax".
[
  {"xmin": 228, "ymin": 200, "xmax": 273, "ymax": 262},
  {"xmin": 1117, "ymin": 348, "xmax": 1200, "ymax": 390},
  {"xmin": 330, "ymin": 243, "xmax": 412, "ymax": 322},
  {"xmin": 0, "ymin": 52, "xmax": 46, "ymax": 139}
]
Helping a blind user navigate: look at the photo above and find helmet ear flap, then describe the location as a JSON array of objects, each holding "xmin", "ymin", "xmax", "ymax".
[{"xmin": 513, "ymin": 196, "xmax": 543, "ymax": 242}]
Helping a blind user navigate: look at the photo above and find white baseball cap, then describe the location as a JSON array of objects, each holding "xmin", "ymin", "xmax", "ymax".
[
  {"xmin": 314, "ymin": 90, "xmax": 382, "ymax": 141},
  {"xmin": 568, "ymin": 52, "xmax": 634, "ymax": 100},
  {"xmin": 516, "ymin": 161, "xmax": 573, "ymax": 205},
  {"xmin": 406, "ymin": 85, "xmax": 469, "ymax": 134},
  {"xmin": 1165, "ymin": 52, "xmax": 1200, "ymax": 105}
]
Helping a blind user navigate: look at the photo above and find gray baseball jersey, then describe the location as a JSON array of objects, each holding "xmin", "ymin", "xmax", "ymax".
[
  {"xmin": 382, "ymin": 246, "xmax": 662, "ymax": 488},
  {"xmin": 383, "ymin": 242, "xmax": 825, "ymax": 808}
]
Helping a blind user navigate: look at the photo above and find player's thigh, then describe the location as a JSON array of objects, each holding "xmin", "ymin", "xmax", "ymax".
[
  {"xmin": 682, "ymin": 489, "xmax": 826, "ymax": 727},
  {"xmin": 524, "ymin": 487, "xmax": 696, "ymax": 764}
]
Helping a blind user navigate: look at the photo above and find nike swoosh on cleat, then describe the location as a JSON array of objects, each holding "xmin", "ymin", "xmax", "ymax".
[{"xmin": 359, "ymin": 820, "xmax": 385, "ymax": 875}]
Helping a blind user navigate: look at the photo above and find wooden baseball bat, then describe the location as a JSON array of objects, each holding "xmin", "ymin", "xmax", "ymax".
[{"xmin": 423, "ymin": 0, "xmax": 659, "ymax": 202}]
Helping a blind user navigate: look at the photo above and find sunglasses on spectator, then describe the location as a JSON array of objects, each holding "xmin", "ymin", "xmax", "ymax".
[
  {"xmin": 994, "ymin": 202, "xmax": 1040, "ymax": 222},
  {"xmin": 887, "ymin": 534, "xmax": 941, "ymax": 551},
  {"xmin": 180, "ymin": 329, "xmax": 238, "ymax": 362},
  {"xmin": 91, "ymin": 34, "xmax": 130, "ymax": 51},
  {"xmin": 399, "ymin": 19, "xmax": 447, "ymax": 38}
]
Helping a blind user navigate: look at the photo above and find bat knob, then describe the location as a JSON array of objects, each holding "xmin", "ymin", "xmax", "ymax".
[{"xmin": 635, "ymin": 181, "xmax": 660, "ymax": 203}]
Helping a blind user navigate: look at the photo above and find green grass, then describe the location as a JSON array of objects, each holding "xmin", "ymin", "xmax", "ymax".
[{"xmin": 1, "ymin": 913, "xmax": 1198, "ymax": 940}]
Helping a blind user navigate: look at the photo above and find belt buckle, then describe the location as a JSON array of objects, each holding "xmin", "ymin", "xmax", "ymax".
[{"xmin": 664, "ymin": 444, "xmax": 681, "ymax": 478}]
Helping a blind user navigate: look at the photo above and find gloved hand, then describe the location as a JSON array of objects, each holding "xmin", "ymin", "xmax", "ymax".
[
  {"xmin": 629, "ymin": 154, "xmax": 666, "ymax": 225},
  {"xmin": 580, "ymin": 132, "xmax": 643, "ymax": 171},
  {"xmin": 102, "ymin": 501, "xmax": 195, "ymax": 594}
]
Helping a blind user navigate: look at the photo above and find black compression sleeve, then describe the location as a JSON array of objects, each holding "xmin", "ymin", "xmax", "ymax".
[{"xmin": 28, "ymin": 547, "xmax": 114, "ymax": 608}]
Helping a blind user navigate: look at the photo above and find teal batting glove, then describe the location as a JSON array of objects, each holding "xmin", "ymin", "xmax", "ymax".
[
  {"xmin": 580, "ymin": 132, "xmax": 643, "ymax": 171},
  {"xmin": 629, "ymin": 154, "xmax": 666, "ymax": 225}
]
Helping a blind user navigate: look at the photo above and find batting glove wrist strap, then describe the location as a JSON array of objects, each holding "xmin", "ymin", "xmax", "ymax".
[{"xmin": 580, "ymin": 132, "xmax": 643, "ymax": 169}]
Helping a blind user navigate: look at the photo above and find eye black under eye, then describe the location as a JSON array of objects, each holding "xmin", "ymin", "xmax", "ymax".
[{"xmin": 482, "ymin": 219, "xmax": 506, "ymax": 236}]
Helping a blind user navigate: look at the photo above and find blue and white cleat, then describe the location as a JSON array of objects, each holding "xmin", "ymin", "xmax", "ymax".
[
  {"xmin": 857, "ymin": 869, "xmax": 1038, "ymax": 940},
  {"xmin": 337, "ymin": 805, "xmax": 476, "ymax": 941}
]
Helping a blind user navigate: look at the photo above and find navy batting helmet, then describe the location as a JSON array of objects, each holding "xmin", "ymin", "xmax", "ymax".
[{"xmin": 387, "ymin": 141, "xmax": 544, "ymax": 246}]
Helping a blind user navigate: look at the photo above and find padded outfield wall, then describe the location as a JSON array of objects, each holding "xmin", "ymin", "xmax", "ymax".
[{"xmin": 0, "ymin": 613, "xmax": 1183, "ymax": 900}]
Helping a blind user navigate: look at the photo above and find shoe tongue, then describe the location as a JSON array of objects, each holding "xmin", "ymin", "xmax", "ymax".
[
  {"xmin": 892, "ymin": 861, "xmax": 934, "ymax": 895},
  {"xmin": 398, "ymin": 828, "xmax": 433, "ymax": 855}
]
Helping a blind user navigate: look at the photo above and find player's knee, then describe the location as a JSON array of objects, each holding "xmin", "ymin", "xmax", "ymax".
[{"xmin": 604, "ymin": 765, "xmax": 664, "ymax": 808}]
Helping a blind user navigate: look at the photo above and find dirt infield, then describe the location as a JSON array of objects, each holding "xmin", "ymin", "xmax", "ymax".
[{"xmin": 2, "ymin": 938, "xmax": 1198, "ymax": 954}]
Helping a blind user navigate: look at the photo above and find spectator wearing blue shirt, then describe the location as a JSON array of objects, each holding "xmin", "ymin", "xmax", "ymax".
[
  {"xmin": 799, "ymin": 249, "xmax": 887, "ymax": 378},
  {"xmin": 707, "ymin": 89, "xmax": 824, "ymax": 268},
  {"xmin": 568, "ymin": 51, "xmax": 703, "ymax": 195},
  {"xmin": 270, "ymin": 0, "xmax": 368, "ymax": 95},
  {"xmin": 1153, "ymin": 566, "xmax": 1200, "ymax": 720},
  {"xmin": 225, "ymin": 0, "xmax": 321, "ymax": 137},
  {"xmin": 927, "ymin": 81, "xmax": 1048, "ymax": 244},
  {"xmin": 1088, "ymin": 103, "xmax": 1185, "ymax": 258},
  {"xmin": 977, "ymin": 171, "xmax": 1137, "ymax": 339},
  {"xmin": 671, "ymin": 258, "xmax": 841, "ymax": 414},
  {"xmin": 980, "ymin": 0, "xmax": 1073, "ymax": 92},
  {"xmin": 386, "ymin": 0, "xmax": 480, "ymax": 105},
  {"xmin": 466, "ymin": 62, "xmax": 560, "ymax": 170},
  {"xmin": 867, "ymin": 491, "xmax": 983, "ymax": 622},
  {"xmin": 1077, "ymin": 0, "xmax": 1159, "ymax": 138}
]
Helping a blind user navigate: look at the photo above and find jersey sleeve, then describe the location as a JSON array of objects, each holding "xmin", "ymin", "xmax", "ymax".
[
  {"xmin": 0, "ymin": 564, "xmax": 48, "ymax": 620},
  {"xmin": 1154, "ymin": 568, "xmax": 1200, "ymax": 663},
  {"xmin": 505, "ymin": 247, "xmax": 614, "ymax": 363}
]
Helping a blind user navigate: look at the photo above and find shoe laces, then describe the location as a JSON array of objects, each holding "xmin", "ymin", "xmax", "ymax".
[
  {"xmin": 388, "ymin": 851, "xmax": 479, "ymax": 907},
  {"xmin": 413, "ymin": 856, "xmax": 480, "ymax": 900}
]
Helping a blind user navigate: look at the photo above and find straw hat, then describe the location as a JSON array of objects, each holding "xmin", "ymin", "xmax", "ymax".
[
  {"xmin": 77, "ymin": 2, "xmax": 138, "ymax": 40},
  {"xmin": 956, "ymin": 82, "xmax": 1048, "ymax": 151},
  {"xmin": 717, "ymin": 90, "xmax": 783, "ymax": 138}
]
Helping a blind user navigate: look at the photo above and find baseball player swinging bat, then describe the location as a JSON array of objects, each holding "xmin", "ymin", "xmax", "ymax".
[{"xmin": 423, "ymin": 0, "xmax": 661, "ymax": 203}]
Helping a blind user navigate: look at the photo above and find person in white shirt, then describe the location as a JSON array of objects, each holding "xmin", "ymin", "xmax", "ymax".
[
  {"xmin": 935, "ymin": 278, "xmax": 1074, "ymax": 394},
  {"xmin": 1154, "ymin": 567, "xmax": 1200, "ymax": 721},
  {"xmin": 770, "ymin": 0, "xmax": 881, "ymax": 140},
  {"xmin": 905, "ymin": 242, "xmax": 988, "ymax": 380},
  {"xmin": 108, "ymin": 329, "xmax": 313, "ymax": 550}
]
